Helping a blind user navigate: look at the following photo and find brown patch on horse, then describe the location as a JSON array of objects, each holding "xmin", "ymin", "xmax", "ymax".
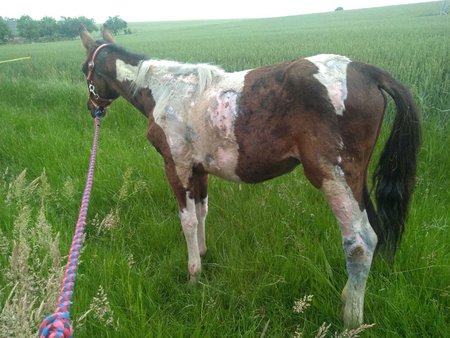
[
  {"xmin": 336, "ymin": 61, "xmax": 386, "ymax": 205},
  {"xmin": 235, "ymin": 59, "xmax": 340, "ymax": 187}
]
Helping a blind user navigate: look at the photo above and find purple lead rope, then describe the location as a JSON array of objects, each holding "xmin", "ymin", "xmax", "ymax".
[{"xmin": 39, "ymin": 116, "xmax": 101, "ymax": 338}]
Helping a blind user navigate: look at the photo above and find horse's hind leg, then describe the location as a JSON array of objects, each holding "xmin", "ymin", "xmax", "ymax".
[{"xmin": 321, "ymin": 169, "xmax": 377, "ymax": 328}]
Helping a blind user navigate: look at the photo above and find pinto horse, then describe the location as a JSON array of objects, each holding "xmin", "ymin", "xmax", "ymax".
[{"xmin": 80, "ymin": 27, "xmax": 420, "ymax": 327}]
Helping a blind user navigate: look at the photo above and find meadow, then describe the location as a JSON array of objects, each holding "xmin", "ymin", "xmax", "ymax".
[{"xmin": 0, "ymin": 1, "xmax": 449, "ymax": 337}]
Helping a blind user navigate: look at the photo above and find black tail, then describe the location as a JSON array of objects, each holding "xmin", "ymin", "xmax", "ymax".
[{"xmin": 371, "ymin": 72, "xmax": 421, "ymax": 257}]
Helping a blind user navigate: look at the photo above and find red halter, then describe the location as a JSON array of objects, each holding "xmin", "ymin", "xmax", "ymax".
[{"xmin": 86, "ymin": 43, "xmax": 115, "ymax": 111}]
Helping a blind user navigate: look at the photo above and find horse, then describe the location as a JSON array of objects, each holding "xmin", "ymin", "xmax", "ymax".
[{"xmin": 79, "ymin": 26, "xmax": 420, "ymax": 328}]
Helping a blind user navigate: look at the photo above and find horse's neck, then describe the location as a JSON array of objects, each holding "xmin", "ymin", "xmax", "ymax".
[
  {"xmin": 115, "ymin": 57, "xmax": 224, "ymax": 119},
  {"xmin": 113, "ymin": 57, "xmax": 155, "ymax": 117}
]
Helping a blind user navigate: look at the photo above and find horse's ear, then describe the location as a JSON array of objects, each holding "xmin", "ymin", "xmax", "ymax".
[
  {"xmin": 102, "ymin": 25, "xmax": 115, "ymax": 43},
  {"xmin": 80, "ymin": 25, "xmax": 96, "ymax": 51}
]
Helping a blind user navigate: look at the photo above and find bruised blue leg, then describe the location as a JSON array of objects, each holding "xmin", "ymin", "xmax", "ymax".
[
  {"xmin": 341, "ymin": 209, "xmax": 377, "ymax": 327},
  {"xmin": 322, "ymin": 177, "xmax": 377, "ymax": 328}
]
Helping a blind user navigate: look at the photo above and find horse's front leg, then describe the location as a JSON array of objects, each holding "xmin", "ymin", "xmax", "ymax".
[
  {"xmin": 193, "ymin": 172, "xmax": 208, "ymax": 257},
  {"xmin": 163, "ymin": 162, "xmax": 201, "ymax": 282},
  {"xmin": 180, "ymin": 189, "xmax": 202, "ymax": 282}
]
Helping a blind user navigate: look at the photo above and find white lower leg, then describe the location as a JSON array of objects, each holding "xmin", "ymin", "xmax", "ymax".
[
  {"xmin": 180, "ymin": 193, "xmax": 201, "ymax": 280},
  {"xmin": 196, "ymin": 196, "xmax": 208, "ymax": 257}
]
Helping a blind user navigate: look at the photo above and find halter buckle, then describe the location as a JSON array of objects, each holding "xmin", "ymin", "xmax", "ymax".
[{"xmin": 88, "ymin": 82, "xmax": 99, "ymax": 99}]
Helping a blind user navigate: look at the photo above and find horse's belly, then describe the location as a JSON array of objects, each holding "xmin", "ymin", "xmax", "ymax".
[
  {"xmin": 195, "ymin": 136, "xmax": 300, "ymax": 183},
  {"xmin": 234, "ymin": 154, "xmax": 300, "ymax": 183},
  {"xmin": 195, "ymin": 141, "xmax": 242, "ymax": 182}
]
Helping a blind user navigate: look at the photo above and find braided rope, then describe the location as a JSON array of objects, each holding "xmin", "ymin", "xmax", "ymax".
[{"xmin": 39, "ymin": 116, "xmax": 101, "ymax": 338}]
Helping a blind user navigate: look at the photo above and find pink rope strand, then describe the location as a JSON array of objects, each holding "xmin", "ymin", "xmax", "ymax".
[{"xmin": 39, "ymin": 116, "xmax": 101, "ymax": 338}]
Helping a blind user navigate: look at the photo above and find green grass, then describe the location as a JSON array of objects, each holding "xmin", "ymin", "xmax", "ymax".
[{"xmin": 1, "ymin": 2, "xmax": 449, "ymax": 337}]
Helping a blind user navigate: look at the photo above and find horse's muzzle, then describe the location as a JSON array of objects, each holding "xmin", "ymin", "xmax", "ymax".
[
  {"xmin": 93, "ymin": 107, "xmax": 107, "ymax": 118},
  {"xmin": 87, "ymin": 100, "xmax": 107, "ymax": 118}
]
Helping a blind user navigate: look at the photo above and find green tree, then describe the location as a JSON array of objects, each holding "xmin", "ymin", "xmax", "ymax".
[
  {"xmin": 77, "ymin": 16, "xmax": 98, "ymax": 33},
  {"xmin": 11, "ymin": 15, "xmax": 98, "ymax": 41},
  {"xmin": 59, "ymin": 16, "xmax": 98, "ymax": 39},
  {"xmin": 0, "ymin": 19, "xmax": 12, "ymax": 41},
  {"xmin": 105, "ymin": 16, "xmax": 128, "ymax": 35},
  {"xmin": 39, "ymin": 16, "xmax": 58, "ymax": 37},
  {"xmin": 17, "ymin": 15, "xmax": 39, "ymax": 41}
]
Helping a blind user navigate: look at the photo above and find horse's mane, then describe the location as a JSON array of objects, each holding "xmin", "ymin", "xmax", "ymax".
[
  {"xmin": 132, "ymin": 59, "xmax": 224, "ymax": 97},
  {"xmin": 131, "ymin": 60, "xmax": 224, "ymax": 117},
  {"xmin": 100, "ymin": 41, "xmax": 148, "ymax": 62},
  {"xmin": 101, "ymin": 40, "xmax": 225, "ymax": 108}
]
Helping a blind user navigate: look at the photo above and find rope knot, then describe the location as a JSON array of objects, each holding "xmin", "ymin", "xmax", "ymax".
[{"xmin": 39, "ymin": 312, "xmax": 73, "ymax": 338}]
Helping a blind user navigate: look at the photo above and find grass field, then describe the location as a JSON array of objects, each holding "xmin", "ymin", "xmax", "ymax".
[{"xmin": 1, "ymin": 2, "xmax": 449, "ymax": 337}]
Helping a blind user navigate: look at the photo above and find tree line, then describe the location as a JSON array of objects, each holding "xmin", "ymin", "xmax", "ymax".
[{"xmin": 0, "ymin": 15, "xmax": 129, "ymax": 42}]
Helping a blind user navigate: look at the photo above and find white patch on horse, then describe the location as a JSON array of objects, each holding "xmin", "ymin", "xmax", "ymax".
[
  {"xmin": 209, "ymin": 90, "xmax": 239, "ymax": 138},
  {"xmin": 306, "ymin": 54, "xmax": 351, "ymax": 116},
  {"xmin": 116, "ymin": 59, "xmax": 139, "ymax": 82},
  {"xmin": 336, "ymin": 156, "xmax": 345, "ymax": 178},
  {"xmin": 196, "ymin": 196, "xmax": 208, "ymax": 256},
  {"xmin": 116, "ymin": 58, "xmax": 249, "ymax": 185},
  {"xmin": 132, "ymin": 59, "xmax": 223, "ymax": 111},
  {"xmin": 199, "ymin": 70, "xmax": 249, "ymax": 181}
]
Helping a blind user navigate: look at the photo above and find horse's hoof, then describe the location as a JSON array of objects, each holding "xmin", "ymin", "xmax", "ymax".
[{"xmin": 188, "ymin": 274, "xmax": 200, "ymax": 285}]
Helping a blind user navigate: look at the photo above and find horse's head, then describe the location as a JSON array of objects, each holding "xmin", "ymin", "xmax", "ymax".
[{"xmin": 80, "ymin": 25, "xmax": 120, "ymax": 117}]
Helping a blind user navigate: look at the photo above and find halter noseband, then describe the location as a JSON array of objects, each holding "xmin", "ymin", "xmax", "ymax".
[{"xmin": 86, "ymin": 43, "xmax": 115, "ymax": 111}]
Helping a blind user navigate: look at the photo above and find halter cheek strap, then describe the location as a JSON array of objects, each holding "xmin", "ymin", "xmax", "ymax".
[
  {"xmin": 86, "ymin": 43, "xmax": 110, "ymax": 81},
  {"xmin": 86, "ymin": 43, "xmax": 115, "ymax": 110}
]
